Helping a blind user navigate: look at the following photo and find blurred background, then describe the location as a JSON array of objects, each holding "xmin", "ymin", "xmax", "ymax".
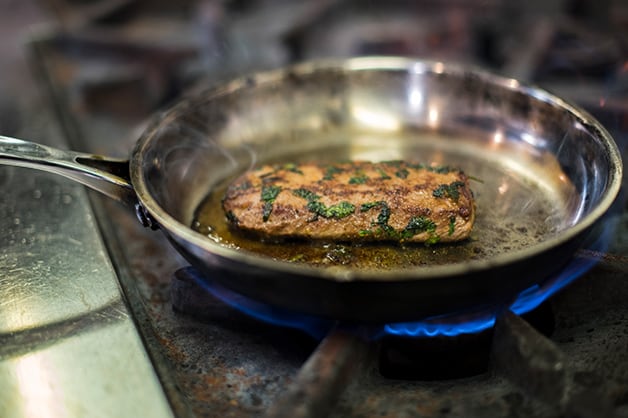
[{"xmin": 1, "ymin": 0, "xmax": 627, "ymax": 148}]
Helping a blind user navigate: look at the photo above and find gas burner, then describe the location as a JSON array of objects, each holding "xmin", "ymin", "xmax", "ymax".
[{"xmin": 171, "ymin": 210, "xmax": 614, "ymax": 342}]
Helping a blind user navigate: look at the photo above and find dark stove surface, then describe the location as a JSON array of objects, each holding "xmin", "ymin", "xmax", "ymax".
[{"xmin": 1, "ymin": 1, "xmax": 627, "ymax": 417}]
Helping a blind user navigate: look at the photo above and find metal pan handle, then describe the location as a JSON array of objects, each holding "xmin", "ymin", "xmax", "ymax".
[{"xmin": 0, "ymin": 135, "xmax": 138, "ymax": 206}]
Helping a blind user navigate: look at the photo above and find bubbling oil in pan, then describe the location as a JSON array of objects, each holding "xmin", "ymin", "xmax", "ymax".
[{"xmin": 192, "ymin": 134, "xmax": 574, "ymax": 271}]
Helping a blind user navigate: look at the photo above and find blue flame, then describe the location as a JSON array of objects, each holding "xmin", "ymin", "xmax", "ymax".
[
  {"xmin": 187, "ymin": 271, "xmax": 334, "ymax": 339},
  {"xmin": 383, "ymin": 311, "xmax": 498, "ymax": 338},
  {"xmin": 382, "ymin": 255, "xmax": 594, "ymax": 338},
  {"xmin": 190, "ymin": 213, "xmax": 615, "ymax": 340},
  {"xmin": 383, "ymin": 216, "xmax": 615, "ymax": 338}
]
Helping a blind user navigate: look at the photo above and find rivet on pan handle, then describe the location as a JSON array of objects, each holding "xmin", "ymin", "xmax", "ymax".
[{"xmin": 134, "ymin": 203, "xmax": 160, "ymax": 230}]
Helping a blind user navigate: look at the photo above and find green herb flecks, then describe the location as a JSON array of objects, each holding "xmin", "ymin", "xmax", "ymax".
[
  {"xmin": 325, "ymin": 201, "xmax": 356, "ymax": 218},
  {"xmin": 360, "ymin": 201, "xmax": 381, "ymax": 211},
  {"xmin": 292, "ymin": 188, "xmax": 355, "ymax": 220},
  {"xmin": 376, "ymin": 202, "xmax": 391, "ymax": 226},
  {"xmin": 360, "ymin": 201, "xmax": 396, "ymax": 238},
  {"xmin": 261, "ymin": 185, "xmax": 282, "ymax": 221},
  {"xmin": 262, "ymin": 203, "xmax": 273, "ymax": 221},
  {"xmin": 395, "ymin": 168, "xmax": 409, "ymax": 179},
  {"xmin": 293, "ymin": 188, "xmax": 318, "ymax": 201},
  {"xmin": 407, "ymin": 162, "xmax": 426, "ymax": 170},
  {"xmin": 448, "ymin": 216, "xmax": 456, "ymax": 236},
  {"xmin": 376, "ymin": 168, "xmax": 391, "ymax": 180},
  {"xmin": 361, "ymin": 201, "xmax": 439, "ymax": 243},
  {"xmin": 348, "ymin": 173, "xmax": 369, "ymax": 184},
  {"xmin": 425, "ymin": 234, "xmax": 441, "ymax": 245},
  {"xmin": 428, "ymin": 165, "xmax": 453, "ymax": 174},
  {"xmin": 282, "ymin": 163, "xmax": 303, "ymax": 174},
  {"xmin": 322, "ymin": 165, "xmax": 343, "ymax": 181},
  {"xmin": 232, "ymin": 180, "xmax": 252, "ymax": 192},
  {"xmin": 433, "ymin": 181, "xmax": 465, "ymax": 201},
  {"xmin": 387, "ymin": 161, "xmax": 455, "ymax": 174},
  {"xmin": 401, "ymin": 216, "xmax": 436, "ymax": 239}
]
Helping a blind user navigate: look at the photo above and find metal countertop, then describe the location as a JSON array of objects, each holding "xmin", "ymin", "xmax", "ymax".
[{"xmin": 0, "ymin": 5, "xmax": 174, "ymax": 415}]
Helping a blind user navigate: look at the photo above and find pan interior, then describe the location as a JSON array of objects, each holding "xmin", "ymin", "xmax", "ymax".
[
  {"xmin": 191, "ymin": 128, "xmax": 578, "ymax": 271},
  {"xmin": 136, "ymin": 60, "xmax": 615, "ymax": 276}
]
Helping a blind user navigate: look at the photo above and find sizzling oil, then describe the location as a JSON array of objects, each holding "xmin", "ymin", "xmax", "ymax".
[{"xmin": 192, "ymin": 154, "xmax": 568, "ymax": 271}]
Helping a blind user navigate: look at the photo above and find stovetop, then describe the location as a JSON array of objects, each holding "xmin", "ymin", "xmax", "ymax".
[{"xmin": 1, "ymin": 1, "xmax": 627, "ymax": 417}]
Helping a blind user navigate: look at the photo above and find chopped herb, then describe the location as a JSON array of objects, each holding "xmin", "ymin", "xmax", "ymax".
[
  {"xmin": 282, "ymin": 163, "xmax": 303, "ymax": 174},
  {"xmin": 348, "ymin": 173, "xmax": 369, "ymax": 184},
  {"xmin": 293, "ymin": 188, "xmax": 318, "ymax": 201},
  {"xmin": 322, "ymin": 165, "xmax": 343, "ymax": 180},
  {"xmin": 261, "ymin": 184, "xmax": 281, "ymax": 202},
  {"xmin": 305, "ymin": 200, "xmax": 326, "ymax": 218},
  {"xmin": 376, "ymin": 202, "xmax": 391, "ymax": 226},
  {"xmin": 360, "ymin": 201, "xmax": 442, "ymax": 244},
  {"xmin": 407, "ymin": 162, "xmax": 426, "ymax": 170},
  {"xmin": 307, "ymin": 200, "xmax": 355, "ymax": 219},
  {"xmin": 261, "ymin": 185, "xmax": 282, "ymax": 221},
  {"xmin": 428, "ymin": 165, "xmax": 453, "ymax": 174},
  {"xmin": 379, "ymin": 224, "xmax": 397, "ymax": 237},
  {"xmin": 262, "ymin": 202, "xmax": 273, "ymax": 221},
  {"xmin": 325, "ymin": 201, "xmax": 356, "ymax": 218},
  {"xmin": 432, "ymin": 186, "xmax": 446, "ymax": 198},
  {"xmin": 360, "ymin": 201, "xmax": 383, "ymax": 212},
  {"xmin": 361, "ymin": 201, "xmax": 396, "ymax": 238},
  {"xmin": 425, "ymin": 234, "xmax": 441, "ymax": 245},
  {"xmin": 232, "ymin": 180, "xmax": 252, "ymax": 191},
  {"xmin": 448, "ymin": 216, "xmax": 456, "ymax": 236},
  {"xmin": 432, "ymin": 181, "xmax": 465, "ymax": 201},
  {"xmin": 395, "ymin": 168, "xmax": 409, "ymax": 179},
  {"xmin": 401, "ymin": 216, "xmax": 436, "ymax": 239},
  {"xmin": 376, "ymin": 168, "xmax": 391, "ymax": 180},
  {"xmin": 292, "ymin": 188, "xmax": 355, "ymax": 219}
]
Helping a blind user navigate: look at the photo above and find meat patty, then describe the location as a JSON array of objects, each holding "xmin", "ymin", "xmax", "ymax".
[{"xmin": 222, "ymin": 161, "xmax": 475, "ymax": 243}]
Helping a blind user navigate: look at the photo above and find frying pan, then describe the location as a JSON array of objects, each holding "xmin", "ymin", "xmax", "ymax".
[{"xmin": 0, "ymin": 57, "xmax": 622, "ymax": 323}]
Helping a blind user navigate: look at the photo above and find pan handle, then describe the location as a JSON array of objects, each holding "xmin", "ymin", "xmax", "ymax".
[{"xmin": 0, "ymin": 135, "xmax": 138, "ymax": 207}]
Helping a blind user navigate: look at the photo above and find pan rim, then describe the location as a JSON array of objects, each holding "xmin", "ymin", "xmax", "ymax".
[{"xmin": 131, "ymin": 56, "xmax": 623, "ymax": 283}]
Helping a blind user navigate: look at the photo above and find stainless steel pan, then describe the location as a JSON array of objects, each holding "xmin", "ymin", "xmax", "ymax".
[{"xmin": 0, "ymin": 57, "xmax": 622, "ymax": 322}]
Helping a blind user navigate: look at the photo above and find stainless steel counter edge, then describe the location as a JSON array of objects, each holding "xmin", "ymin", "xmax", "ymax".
[{"xmin": 0, "ymin": 166, "xmax": 174, "ymax": 418}]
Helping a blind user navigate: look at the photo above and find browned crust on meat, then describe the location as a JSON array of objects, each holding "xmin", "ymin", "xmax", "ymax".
[{"xmin": 222, "ymin": 161, "xmax": 475, "ymax": 243}]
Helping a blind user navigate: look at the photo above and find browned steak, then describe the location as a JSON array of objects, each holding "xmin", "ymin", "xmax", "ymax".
[{"xmin": 222, "ymin": 161, "xmax": 475, "ymax": 243}]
